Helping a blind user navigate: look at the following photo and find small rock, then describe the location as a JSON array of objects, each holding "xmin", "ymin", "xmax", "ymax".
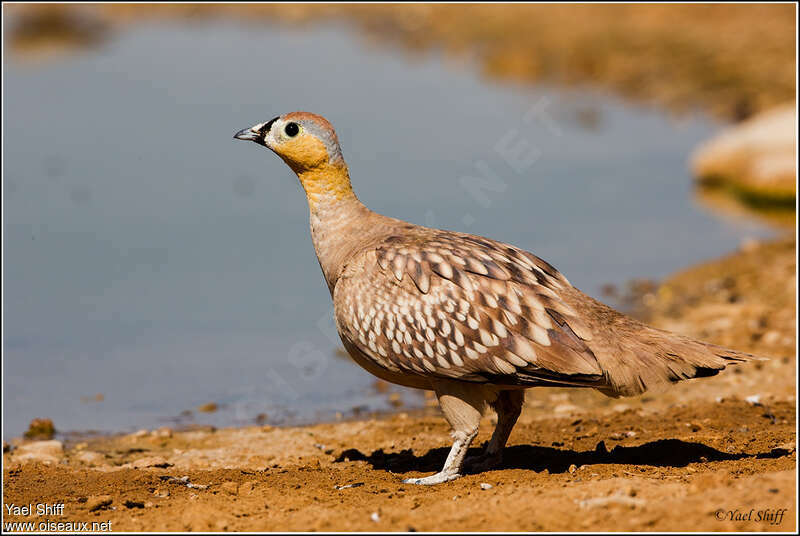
[
  {"xmin": 568, "ymin": 464, "xmax": 578, "ymax": 474},
  {"xmin": 15, "ymin": 440, "xmax": 64, "ymax": 464},
  {"xmin": 745, "ymin": 394, "xmax": 762, "ymax": 406},
  {"xmin": 220, "ymin": 481, "xmax": 239, "ymax": 495},
  {"xmin": 370, "ymin": 512, "xmax": 381, "ymax": 523},
  {"xmin": 123, "ymin": 500, "xmax": 144, "ymax": 509},
  {"xmin": 153, "ymin": 489, "xmax": 170, "ymax": 498},
  {"xmin": 689, "ymin": 422, "xmax": 702, "ymax": 432},
  {"xmin": 197, "ymin": 402, "xmax": 218, "ymax": 413},
  {"xmin": 152, "ymin": 427, "xmax": 173, "ymax": 438},
  {"xmin": 334, "ymin": 482, "xmax": 364, "ymax": 490},
  {"xmin": 132, "ymin": 429, "xmax": 149, "ymax": 438},
  {"xmin": 479, "ymin": 482, "xmax": 493, "ymax": 490},
  {"xmin": 554, "ymin": 404, "xmax": 580, "ymax": 414},
  {"xmin": 24, "ymin": 418, "xmax": 56, "ymax": 440},
  {"xmin": 86, "ymin": 495, "xmax": 112, "ymax": 512},
  {"xmin": 132, "ymin": 456, "xmax": 172, "ymax": 469},
  {"xmin": 75, "ymin": 451, "xmax": 106, "ymax": 466},
  {"xmin": 762, "ymin": 331, "xmax": 781, "ymax": 345}
]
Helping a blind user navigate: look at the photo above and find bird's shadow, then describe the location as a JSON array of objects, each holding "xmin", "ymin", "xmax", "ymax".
[{"xmin": 334, "ymin": 439, "xmax": 792, "ymax": 476}]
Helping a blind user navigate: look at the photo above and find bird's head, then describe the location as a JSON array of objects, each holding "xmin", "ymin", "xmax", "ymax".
[{"xmin": 234, "ymin": 112, "xmax": 353, "ymax": 208}]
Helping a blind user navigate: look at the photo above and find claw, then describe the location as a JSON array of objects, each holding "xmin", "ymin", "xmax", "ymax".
[{"xmin": 402, "ymin": 472, "xmax": 462, "ymax": 485}]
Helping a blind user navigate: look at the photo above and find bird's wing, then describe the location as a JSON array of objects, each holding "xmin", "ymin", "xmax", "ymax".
[{"xmin": 333, "ymin": 230, "xmax": 606, "ymax": 387}]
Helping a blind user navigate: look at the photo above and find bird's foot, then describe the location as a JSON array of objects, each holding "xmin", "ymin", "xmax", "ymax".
[
  {"xmin": 463, "ymin": 451, "xmax": 503, "ymax": 474},
  {"xmin": 402, "ymin": 471, "xmax": 462, "ymax": 485}
]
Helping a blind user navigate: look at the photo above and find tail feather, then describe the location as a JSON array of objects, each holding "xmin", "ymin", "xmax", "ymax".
[{"xmin": 596, "ymin": 326, "xmax": 766, "ymax": 398}]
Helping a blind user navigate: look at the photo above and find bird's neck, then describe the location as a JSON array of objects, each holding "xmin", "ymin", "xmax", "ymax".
[
  {"xmin": 296, "ymin": 162, "xmax": 355, "ymax": 210},
  {"xmin": 299, "ymin": 165, "xmax": 384, "ymax": 293}
]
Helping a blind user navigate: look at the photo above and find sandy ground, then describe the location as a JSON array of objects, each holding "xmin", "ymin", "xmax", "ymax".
[{"xmin": 3, "ymin": 236, "xmax": 796, "ymax": 532}]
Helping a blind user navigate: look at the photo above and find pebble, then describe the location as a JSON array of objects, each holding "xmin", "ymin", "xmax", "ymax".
[
  {"xmin": 132, "ymin": 429, "xmax": 149, "ymax": 438},
  {"xmin": 14, "ymin": 440, "xmax": 64, "ymax": 464},
  {"xmin": 568, "ymin": 464, "xmax": 578, "ymax": 474},
  {"xmin": 152, "ymin": 427, "xmax": 173, "ymax": 438},
  {"xmin": 745, "ymin": 394, "xmax": 762, "ymax": 406},
  {"xmin": 153, "ymin": 489, "xmax": 170, "ymax": 498},
  {"xmin": 334, "ymin": 482, "xmax": 364, "ymax": 490},
  {"xmin": 370, "ymin": 512, "xmax": 381, "ymax": 522},
  {"xmin": 479, "ymin": 482, "xmax": 493, "ymax": 490},
  {"xmin": 762, "ymin": 330, "xmax": 781, "ymax": 345},
  {"xmin": 75, "ymin": 451, "xmax": 106, "ymax": 466},
  {"xmin": 86, "ymin": 495, "xmax": 113, "ymax": 512}
]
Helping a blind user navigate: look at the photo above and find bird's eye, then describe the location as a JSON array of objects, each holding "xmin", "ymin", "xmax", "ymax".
[{"xmin": 284, "ymin": 122, "xmax": 300, "ymax": 137}]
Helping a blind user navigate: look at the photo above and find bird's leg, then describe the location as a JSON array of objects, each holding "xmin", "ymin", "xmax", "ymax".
[
  {"xmin": 403, "ymin": 384, "xmax": 484, "ymax": 485},
  {"xmin": 464, "ymin": 389, "xmax": 524, "ymax": 473}
]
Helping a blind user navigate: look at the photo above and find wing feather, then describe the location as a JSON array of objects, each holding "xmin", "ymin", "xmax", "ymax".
[{"xmin": 334, "ymin": 229, "xmax": 605, "ymax": 387}]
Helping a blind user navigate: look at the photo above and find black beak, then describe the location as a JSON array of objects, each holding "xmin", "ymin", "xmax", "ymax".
[
  {"xmin": 234, "ymin": 117, "xmax": 279, "ymax": 146},
  {"xmin": 233, "ymin": 127, "xmax": 260, "ymax": 142}
]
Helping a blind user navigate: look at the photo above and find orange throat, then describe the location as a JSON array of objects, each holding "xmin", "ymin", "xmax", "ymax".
[{"xmin": 296, "ymin": 162, "xmax": 356, "ymax": 210}]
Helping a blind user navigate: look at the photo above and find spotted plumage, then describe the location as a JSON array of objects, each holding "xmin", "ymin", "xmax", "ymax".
[
  {"xmin": 234, "ymin": 111, "xmax": 764, "ymax": 485},
  {"xmin": 335, "ymin": 228, "xmax": 603, "ymax": 386}
]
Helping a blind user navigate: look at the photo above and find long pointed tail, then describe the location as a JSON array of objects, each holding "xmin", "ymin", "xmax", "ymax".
[{"xmin": 596, "ymin": 325, "xmax": 766, "ymax": 398}]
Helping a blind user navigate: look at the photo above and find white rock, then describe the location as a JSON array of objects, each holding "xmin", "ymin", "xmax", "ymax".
[
  {"xmin": 745, "ymin": 394, "xmax": 762, "ymax": 406},
  {"xmin": 75, "ymin": 451, "xmax": 106, "ymax": 466},
  {"xmin": 14, "ymin": 440, "xmax": 64, "ymax": 464},
  {"xmin": 691, "ymin": 103, "xmax": 796, "ymax": 196},
  {"xmin": 479, "ymin": 482, "xmax": 493, "ymax": 490}
]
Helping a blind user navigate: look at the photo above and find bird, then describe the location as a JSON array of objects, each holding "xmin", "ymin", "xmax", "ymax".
[{"xmin": 233, "ymin": 111, "xmax": 763, "ymax": 485}]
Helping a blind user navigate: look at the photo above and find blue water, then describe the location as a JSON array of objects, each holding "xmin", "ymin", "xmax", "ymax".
[{"xmin": 2, "ymin": 20, "xmax": 773, "ymax": 437}]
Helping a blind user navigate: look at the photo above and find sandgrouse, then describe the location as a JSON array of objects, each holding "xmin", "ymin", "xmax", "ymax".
[{"xmin": 234, "ymin": 112, "xmax": 762, "ymax": 485}]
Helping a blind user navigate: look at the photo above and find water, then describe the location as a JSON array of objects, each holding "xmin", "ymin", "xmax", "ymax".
[{"xmin": 3, "ymin": 20, "xmax": 774, "ymax": 437}]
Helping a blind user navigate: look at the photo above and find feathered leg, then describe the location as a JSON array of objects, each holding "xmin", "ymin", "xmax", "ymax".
[
  {"xmin": 465, "ymin": 389, "xmax": 524, "ymax": 472},
  {"xmin": 403, "ymin": 382, "xmax": 487, "ymax": 485}
]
